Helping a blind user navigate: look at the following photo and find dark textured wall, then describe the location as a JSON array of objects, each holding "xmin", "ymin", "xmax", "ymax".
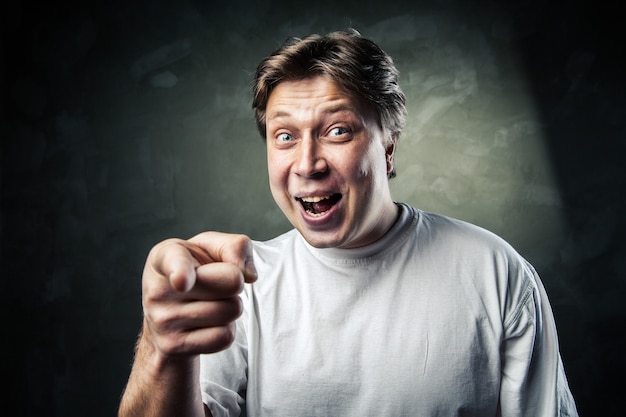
[{"xmin": 2, "ymin": 0, "xmax": 623, "ymax": 415}]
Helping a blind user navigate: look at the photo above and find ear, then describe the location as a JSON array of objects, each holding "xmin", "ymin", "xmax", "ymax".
[{"xmin": 385, "ymin": 135, "xmax": 398, "ymax": 176}]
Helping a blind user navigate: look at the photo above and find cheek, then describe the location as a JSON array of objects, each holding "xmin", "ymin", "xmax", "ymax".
[
  {"xmin": 266, "ymin": 151, "xmax": 281, "ymax": 179},
  {"xmin": 267, "ymin": 170, "xmax": 283, "ymax": 200},
  {"xmin": 359, "ymin": 149, "xmax": 379, "ymax": 175},
  {"xmin": 356, "ymin": 145, "xmax": 386, "ymax": 180},
  {"xmin": 267, "ymin": 170, "xmax": 290, "ymax": 211},
  {"xmin": 267, "ymin": 153, "xmax": 290, "ymax": 193}
]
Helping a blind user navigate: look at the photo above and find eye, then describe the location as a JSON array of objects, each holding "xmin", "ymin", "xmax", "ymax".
[
  {"xmin": 277, "ymin": 132, "xmax": 294, "ymax": 142},
  {"xmin": 326, "ymin": 126, "xmax": 352, "ymax": 141},
  {"xmin": 330, "ymin": 127, "xmax": 349, "ymax": 136}
]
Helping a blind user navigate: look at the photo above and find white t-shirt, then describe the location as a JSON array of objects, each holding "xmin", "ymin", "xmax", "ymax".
[{"xmin": 200, "ymin": 203, "xmax": 578, "ymax": 416}]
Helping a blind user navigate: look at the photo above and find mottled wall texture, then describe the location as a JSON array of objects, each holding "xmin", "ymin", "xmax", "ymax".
[{"xmin": 2, "ymin": 0, "xmax": 624, "ymax": 415}]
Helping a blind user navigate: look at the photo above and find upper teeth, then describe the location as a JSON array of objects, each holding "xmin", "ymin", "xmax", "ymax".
[{"xmin": 299, "ymin": 196, "xmax": 330, "ymax": 203}]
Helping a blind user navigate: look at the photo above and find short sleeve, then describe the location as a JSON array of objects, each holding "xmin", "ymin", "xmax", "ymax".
[
  {"xmin": 499, "ymin": 263, "xmax": 578, "ymax": 416},
  {"xmin": 199, "ymin": 304, "xmax": 249, "ymax": 417}
]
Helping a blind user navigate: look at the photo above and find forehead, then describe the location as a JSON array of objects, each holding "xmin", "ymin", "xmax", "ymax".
[{"xmin": 266, "ymin": 76, "xmax": 367, "ymax": 117}]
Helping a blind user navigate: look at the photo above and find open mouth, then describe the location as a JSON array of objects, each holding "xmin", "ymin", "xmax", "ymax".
[{"xmin": 296, "ymin": 194, "xmax": 342, "ymax": 216}]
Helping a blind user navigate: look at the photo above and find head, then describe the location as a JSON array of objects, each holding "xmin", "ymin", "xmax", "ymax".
[
  {"xmin": 253, "ymin": 30, "xmax": 407, "ymax": 249},
  {"xmin": 253, "ymin": 29, "xmax": 407, "ymax": 178}
]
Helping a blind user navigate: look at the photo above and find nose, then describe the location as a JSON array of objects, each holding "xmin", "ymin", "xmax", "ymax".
[{"xmin": 294, "ymin": 135, "xmax": 328, "ymax": 178}]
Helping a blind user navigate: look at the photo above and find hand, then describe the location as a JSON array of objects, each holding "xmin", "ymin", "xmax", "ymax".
[{"xmin": 141, "ymin": 231, "xmax": 257, "ymax": 358}]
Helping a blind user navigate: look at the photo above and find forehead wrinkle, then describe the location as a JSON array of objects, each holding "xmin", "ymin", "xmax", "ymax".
[
  {"xmin": 267, "ymin": 101, "xmax": 361, "ymax": 122},
  {"xmin": 265, "ymin": 77, "xmax": 377, "ymax": 133}
]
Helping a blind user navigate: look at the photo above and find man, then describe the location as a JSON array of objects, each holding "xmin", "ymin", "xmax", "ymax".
[{"xmin": 118, "ymin": 29, "xmax": 578, "ymax": 416}]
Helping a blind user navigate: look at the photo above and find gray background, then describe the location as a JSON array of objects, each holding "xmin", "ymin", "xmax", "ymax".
[{"xmin": 2, "ymin": 0, "xmax": 624, "ymax": 415}]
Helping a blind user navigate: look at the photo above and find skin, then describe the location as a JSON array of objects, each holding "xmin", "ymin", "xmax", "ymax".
[
  {"xmin": 118, "ymin": 232, "xmax": 257, "ymax": 417},
  {"xmin": 265, "ymin": 75, "xmax": 399, "ymax": 249},
  {"xmin": 118, "ymin": 75, "xmax": 399, "ymax": 417}
]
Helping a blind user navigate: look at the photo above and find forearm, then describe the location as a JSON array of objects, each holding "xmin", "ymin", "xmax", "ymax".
[{"xmin": 118, "ymin": 325, "xmax": 207, "ymax": 417}]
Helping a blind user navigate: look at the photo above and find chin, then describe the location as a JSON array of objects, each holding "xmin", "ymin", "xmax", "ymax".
[{"xmin": 299, "ymin": 230, "xmax": 346, "ymax": 249}]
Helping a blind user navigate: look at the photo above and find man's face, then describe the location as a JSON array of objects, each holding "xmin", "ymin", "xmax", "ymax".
[{"xmin": 265, "ymin": 75, "xmax": 398, "ymax": 249}]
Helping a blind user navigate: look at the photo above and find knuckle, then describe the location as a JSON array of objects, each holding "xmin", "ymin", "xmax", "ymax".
[
  {"xmin": 149, "ymin": 238, "xmax": 181, "ymax": 259},
  {"xmin": 236, "ymin": 236, "xmax": 254, "ymax": 256},
  {"xmin": 218, "ymin": 264, "xmax": 245, "ymax": 294},
  {"xmin": 218, "ymin": 297, "xmax": 243, "ymax": 321},
  {"xmin": 157, "ymin": 335, "xmax": 182, "ymax": 355},
  {"xmin": 145, "ymin": 308, "xmax": 174, "ymax": 332},
  {"xmin": 222, "ymin": 233, "xmax": 251, "ymax": 256},
  {"xmin": 229, "ymin": 270, "xmax": 246, "ymax": 294},
  {"xmin": 208, "ymin": 298, "xmax": 242, "ymax": 324},
  {"xmin": 232, "ymin": 296, "xmax": 244, "ymax": 318},
  {"xmin": 233, "ymin": 233, "xmax": 251, "ymax": 247},
  {"xmin": 213, "ymin": 324, "xmax": 237, "ymax": 350}
]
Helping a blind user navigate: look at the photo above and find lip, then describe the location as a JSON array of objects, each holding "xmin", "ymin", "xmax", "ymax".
[{"xmin": 294, "ymin": 192, "xmax": 342, "ymax": 227}]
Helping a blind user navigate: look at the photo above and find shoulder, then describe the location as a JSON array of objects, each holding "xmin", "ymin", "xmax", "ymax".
[
  {"xmin": 408, "ymin": 205, "xmax": 542, "ymax": 322},
  {"xmin": 412, "ymin": 207, "xmax": 517, "ymax": 256},
  {"xmin": 408, "ymin": 204, "xmax": 538, "ymax": 290}
]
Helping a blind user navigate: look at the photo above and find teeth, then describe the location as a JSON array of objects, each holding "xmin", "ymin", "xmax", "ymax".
[{"xmin": 299, "ymin": 195, "xmax": 331, "ymax": 203}]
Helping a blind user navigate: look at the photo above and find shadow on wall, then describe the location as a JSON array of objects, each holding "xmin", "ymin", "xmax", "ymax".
[
  {"xmin": 379, "ymin": 5, "xmax": 626, "ymax": 414},
  {"xmin": 1, "ymin": 0, "xmax": 623, "ymax": 416},
  {"xmin": 513, "ymin": 2, "xmax": 626, "ymax": 415}
]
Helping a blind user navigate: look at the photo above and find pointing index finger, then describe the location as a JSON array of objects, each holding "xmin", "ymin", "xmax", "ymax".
[{"xmin": 149, "ymin": 239, "xmax": 201, "ymax": 292}]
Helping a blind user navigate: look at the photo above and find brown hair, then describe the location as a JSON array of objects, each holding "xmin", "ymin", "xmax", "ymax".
[{"xmin": 252, "ymin": 29, "xmax": 407, "ymax": 153}]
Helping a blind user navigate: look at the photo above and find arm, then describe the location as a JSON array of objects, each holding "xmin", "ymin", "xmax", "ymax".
[
  {"xmin": 118, "ymin": 325, "xmax": 208, "ymax": 417},
  {"xmin": 118, "ymin": 232, "xmax": 257, "ymax": 417},
  {"xmin": 499, "ymin": 268, "xmax": 578, "ymax": 417}
]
